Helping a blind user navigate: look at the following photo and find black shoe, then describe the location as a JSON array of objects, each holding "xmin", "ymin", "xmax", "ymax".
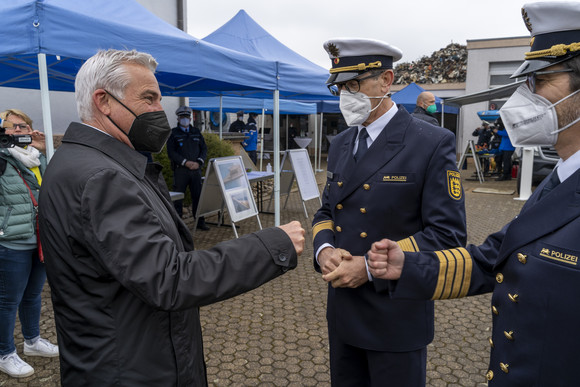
[
  {"xmin": 496, "ymin": 176, "xmax": 512, "ymax": 181},
  {"xmin": 197, "ymin": 223, "xmax": 210, "ymax": 231}
]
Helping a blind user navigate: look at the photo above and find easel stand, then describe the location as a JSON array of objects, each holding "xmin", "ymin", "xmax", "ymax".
[
  {"xmin": 457, "ymin": 140, "xmax": 484, "ymax": 183},
  {"xmin": 266, "ymin": 149, "xmax": 322, "ymax": 218}
]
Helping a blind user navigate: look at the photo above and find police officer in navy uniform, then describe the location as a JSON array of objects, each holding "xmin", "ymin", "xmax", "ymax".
[
  {"xmin": 228, "ymin": 110, "xmax": 246, "ymax": 133},
  {"xmin": 367, "ymin": 3, "xmax": 580, "ymax": 385},
  {"xmin": 312, "ymin": 38, "xmax": 467, "ymax": 386},
  {"xmin": 166, "ymin": 106, "xmax": 209, "ymax": 230}
]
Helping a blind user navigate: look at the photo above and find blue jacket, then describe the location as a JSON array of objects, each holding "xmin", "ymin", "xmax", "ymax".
[
  {"xmin": 312, "ymin": 106, "xmax": 467, "ymax": 351},
  {"xmin": 391, "ymin": 168, "xmax": 580, "ymax": 386},
  {"xmin": 497, "ymin": 129, "xmax": 515, "ymax": 152}
]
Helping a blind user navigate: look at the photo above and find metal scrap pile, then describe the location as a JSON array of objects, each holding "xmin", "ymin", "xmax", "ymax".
[{"xmin": 394, "ymin": 43, "xmax": 467, "ymax": 85}]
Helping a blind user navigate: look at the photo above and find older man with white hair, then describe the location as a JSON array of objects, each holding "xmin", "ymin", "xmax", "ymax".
[{"xmin": 38, "ymin": 49, "xmax": 305, "ymax": 386}]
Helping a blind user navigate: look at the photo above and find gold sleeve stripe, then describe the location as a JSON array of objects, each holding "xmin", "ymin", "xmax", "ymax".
[
  {"xmin": 431, "ymin": 247, "xmax": 473, "ymax": 300},
  {"xmin": 457, "ymin": 247, "xmax": 472, "ymax": 298},
  {"xmin": 397, "ymin": 236, "xmax": 419, "ymax": 252},
  {"xmin": 432, "ymin": 251, "xmax": 448, "ymax": 300},
  {"xmin": 312, "ymin": 220, "xmax": 334, "ymax": 240},
  {"xmin": 449, "ymin": 249, "xmax": 465, "ymax": 299},
  {"xmin": 440, "ymin": 250, "xmax": 457, "ymax": 300}
]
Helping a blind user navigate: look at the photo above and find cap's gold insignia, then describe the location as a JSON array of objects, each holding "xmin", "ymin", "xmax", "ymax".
[
  {"xmin": 447, "ymin": 170, "xmax": 462, "ymax": 200},
  {"xmin": 522, "ymin": 8, "xmax": 532, "ymax": 32},
  {"xmin": 327, "ymin": 43, "xmax": 340, "ymax": 58},
  {"xmin": 530, "ymin": 37, "xmax": 535, "ymax": 47},
  {"xmin": 333, "ymin": 58, "xmax": 340, "ymax": 65}
]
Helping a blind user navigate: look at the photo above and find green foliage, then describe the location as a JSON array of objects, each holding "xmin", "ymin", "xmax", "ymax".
[{"xmin": 152, "ymin": 132, "xmax": 235, "ymax": 207}]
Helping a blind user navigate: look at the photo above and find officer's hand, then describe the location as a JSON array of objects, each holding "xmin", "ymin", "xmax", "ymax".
[
  {"xmin": 278, "ymin": 221, "xmax": 305, "ymax": 256},
  {"xmin": 367, "ymin": 239, "xmax": 405, "ymax": 280},
  {"xmin": 322, "ymin": 256, "xmax": 367, "ymax": 288},
  {"xmin": 318, "ymin": 247, "xmax": 351, "ymax": 275}
]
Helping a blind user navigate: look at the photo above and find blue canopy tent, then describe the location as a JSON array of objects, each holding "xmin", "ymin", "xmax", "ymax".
[
  {"xmin": 391, "ymin": 83, "xmax": 459, "ymax": 115},
  {"xmin": 198, "ymin": 9, "xmax": 339, "ymax": 178},
  {"xmin": 0, "ymin": 0, "xmax": 279, "ymax": 158}
]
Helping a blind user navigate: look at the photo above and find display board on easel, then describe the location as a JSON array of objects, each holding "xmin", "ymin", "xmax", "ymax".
[
  {"xmin": 268, "ymin": 149, "xmax": 321, "ymax": 218},
  {"xmin": 196, "ymin": 156, "xmax": 262, "ymax": 238}
]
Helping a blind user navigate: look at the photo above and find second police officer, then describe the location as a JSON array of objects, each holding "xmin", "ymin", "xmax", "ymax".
[{"xmin": 166, "ymin": 106, "xmax": 209, "ymax": 230}]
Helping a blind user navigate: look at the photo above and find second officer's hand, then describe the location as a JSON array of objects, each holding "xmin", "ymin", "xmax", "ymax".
[
  {"xmin": 367, "ymin": 239, "xmax": 405, "ymax": 280},
  {"xmin": 185, "ymin": 161, "xmax": 200, "ymax": 170},
  {"xmin": 322, "ymin": 256, "xmax": 368, "ymax": 288},
  {"xmin": 318, "ymin": 247, "xmax": 352, "ymax": 275}
]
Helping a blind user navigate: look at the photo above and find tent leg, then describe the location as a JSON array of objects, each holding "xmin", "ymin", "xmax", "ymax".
[
  {"xmin": 37, "ymin": 54, "xmax": 55, "ymax": 161},
  {"xmin": 273, "ymin": 90, "xmax": 280, "ymax": 227}
]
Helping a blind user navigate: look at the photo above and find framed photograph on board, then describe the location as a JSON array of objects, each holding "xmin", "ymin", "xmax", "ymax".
[{"xmin": 214, "ymin": 156, "xmax": 258, "ymax": 223}]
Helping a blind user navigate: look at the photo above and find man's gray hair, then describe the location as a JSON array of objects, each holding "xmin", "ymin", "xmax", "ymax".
[{"xmin": 75, "ymin": 49, "xmax": 158, "ymax": 121}]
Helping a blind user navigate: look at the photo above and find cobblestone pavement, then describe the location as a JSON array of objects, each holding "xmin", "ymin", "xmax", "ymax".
[{"xmin": 1, "ymin": 159, "xmax": 527, "ymax": 386}]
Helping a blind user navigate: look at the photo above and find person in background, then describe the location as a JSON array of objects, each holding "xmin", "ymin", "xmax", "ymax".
[
  {"xmin": 242, "ymin": 112, "xmax": 258, "ymax": 165},
  {"xmin": 0, "ymin": 109, "xmax": 58, "ymax": 379},
  {"xmin": 166, "ymin": 106, "xmax": 209, "ymax": 230},
  {"xmin": 412, "ymin": 91, "xmax": 439, "ymax": 126},
  {"xmin": 366, "ymin": 3, "xmax": 580, "ymax": 385},
  {"xmin": 314, "ymin": 38, "xmax": 466, "ymax": 386},
  {"xmin": 494, "ymin": 117, "xmax": 515, "ymax": 181},
  {"xmin": 228, "ymin": 110, "xmax": 246, "ymax": 132},
  {"xmin": 473, "ymin": 121, "xmax": 493, "ymax": 173},
  {"xmin": 38, "ymin": 49, "xmax": 305, "ymax": 386}
]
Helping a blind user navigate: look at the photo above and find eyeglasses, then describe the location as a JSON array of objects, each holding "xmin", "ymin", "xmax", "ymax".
[
  {"xmin": 327, "ymin": 72, "xmax": 381, "ymax": 96},
  {"xmin": 526, "ymin": 68, "xmax": 573, "ymax": 93},
  {"xmin": 11, "ymin": 123, "xmax": 29, "ymax": 130}
]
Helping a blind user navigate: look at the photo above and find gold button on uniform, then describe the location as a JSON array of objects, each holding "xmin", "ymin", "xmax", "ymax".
[
  {"xmin": 363, "ymin": 184, "xmax": 370, "ymax": 190},
  {"xmin": 336, "ymin": 226, "xmax": 342, "ymax": 232},
  {"xmin": 508, "ymin": 293, "xmax": 519, "ymax": 303},
  {"xmin": 360, "ymin": 208, "xmax": 366, "ymax": 214},
  {"xmin": 486, "ymin": 370, "xmax": 494, "ymax": 381},
  {"xmin": 492, "ymin": 306, "xmax": 499, "ymax": 315},
  {"xmin": 338, "ymin": 181, "xmax": 343, "ymax": 187},
  {"xmin": 517, "ymin": 253, "xmax": 527, "ymax": 264},
  {"xmin": 336, "ymin": 204, "xmax": 343, "ymax": 210},
  {"xmin": 504, "ymin": 330, "xmax": 514, "ymax": 341},
  {"xmin": 496, "ymin": 273, "xmax": 504, "ymax": 283},
  {"xmin": 500, "ymin": 363, "xmax": 509, "ymax": 373},
  {"xmin": 360, "ymin": 232, "xmax": 367, "ymax": 238}
]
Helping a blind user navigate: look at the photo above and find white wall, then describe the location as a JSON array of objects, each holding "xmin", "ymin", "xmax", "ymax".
[{"xmin": 0, "ymin": 0, "xmax": 185, "ymax": 135}]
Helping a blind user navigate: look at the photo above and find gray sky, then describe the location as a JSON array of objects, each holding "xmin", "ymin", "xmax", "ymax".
[{"xmin": 187, "ymin": 0, "xmax": 531, "ymax": 69}]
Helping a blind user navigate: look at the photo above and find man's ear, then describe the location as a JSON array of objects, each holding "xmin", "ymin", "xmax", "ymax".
[
  {"xmin": 381, "ymin": 70, "xmax": 394, "ymax": 92},
  {"xmin": 92, "ymin": 89, "xmax": 111, "ymax": 116}
]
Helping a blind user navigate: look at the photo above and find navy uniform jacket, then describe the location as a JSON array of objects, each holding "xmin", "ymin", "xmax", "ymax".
[
  {"xmin": 166, "ymin": 126, "xmax": 207, "ymax": 169},
  {"xmin": 393, "ymin": 168, "xmax": 580, "ymax": 385},
  {"xmin": 312, "ymin": 105, "xmax": 467, "ymax": 351}
]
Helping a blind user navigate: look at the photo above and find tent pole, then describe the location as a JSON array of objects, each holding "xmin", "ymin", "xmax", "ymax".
[
  {"xmin": 314, "ymin": 113, "xmax": 318, "ymax": 174},
  {"xmin": 285, "ymin": 115, "xmax": 289, "ymax": 150},
  {"xmin": 273, "ymin": 90, "xmax": 280, "ymax": 226},
  {"xmin": 219, "ymin": 96, "xmax": 223, "ymax": 140},
  {"xmin": 317, "ymin": 112, "xmax": 324, "ymax": 171},
  {"xmin": 260, "ymin": 108, "xmax": 265, "ymax": 171},
  {"xmin": 37, "ymin": 54, "xmax": 55, "ymax": 161}
]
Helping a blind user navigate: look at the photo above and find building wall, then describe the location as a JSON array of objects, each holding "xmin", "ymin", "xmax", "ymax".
[{"xmin": 0, "ymin": 0, "xmax": 185, "ymax": 135}]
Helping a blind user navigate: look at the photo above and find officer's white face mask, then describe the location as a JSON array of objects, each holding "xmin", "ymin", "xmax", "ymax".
[
  {"xmin": 179, "ymin": 117, "xmax": 190, "ymax": 128},
  {"xmin": 339, "ymin": 90, "xmax": 391, "ymax": 127},
  {"xmin": 500, "ymin": 83, "xmax": 580, "ymax": 147}
]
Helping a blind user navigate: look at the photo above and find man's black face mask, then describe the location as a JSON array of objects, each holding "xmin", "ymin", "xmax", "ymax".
[{"xmin": 105, "ymin": 90, "xmax": 171, "ymax": 154}]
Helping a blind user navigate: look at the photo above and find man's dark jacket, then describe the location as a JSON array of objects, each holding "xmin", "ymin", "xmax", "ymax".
[
  {"xmin": 39, "ymin": 123, "xmax": 297, "ymax": 386},
  {"xmin": 411, "ymin": 105, "xmax": 439, "ymax": 126}
]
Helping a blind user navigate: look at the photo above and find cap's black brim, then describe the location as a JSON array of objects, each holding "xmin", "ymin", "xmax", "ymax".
[
  {"xmin": 325, "ymin": 71, "xmax": 364, "ymax": 85},
  {"xmin": 511, "ymin": 53, "xmax": 580, "ymax": 78}
]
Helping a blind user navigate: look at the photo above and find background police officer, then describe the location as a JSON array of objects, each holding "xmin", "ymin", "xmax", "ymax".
[{"xmin": 167, "ymin": 106, "xmax": 209, "ymax": 230}]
